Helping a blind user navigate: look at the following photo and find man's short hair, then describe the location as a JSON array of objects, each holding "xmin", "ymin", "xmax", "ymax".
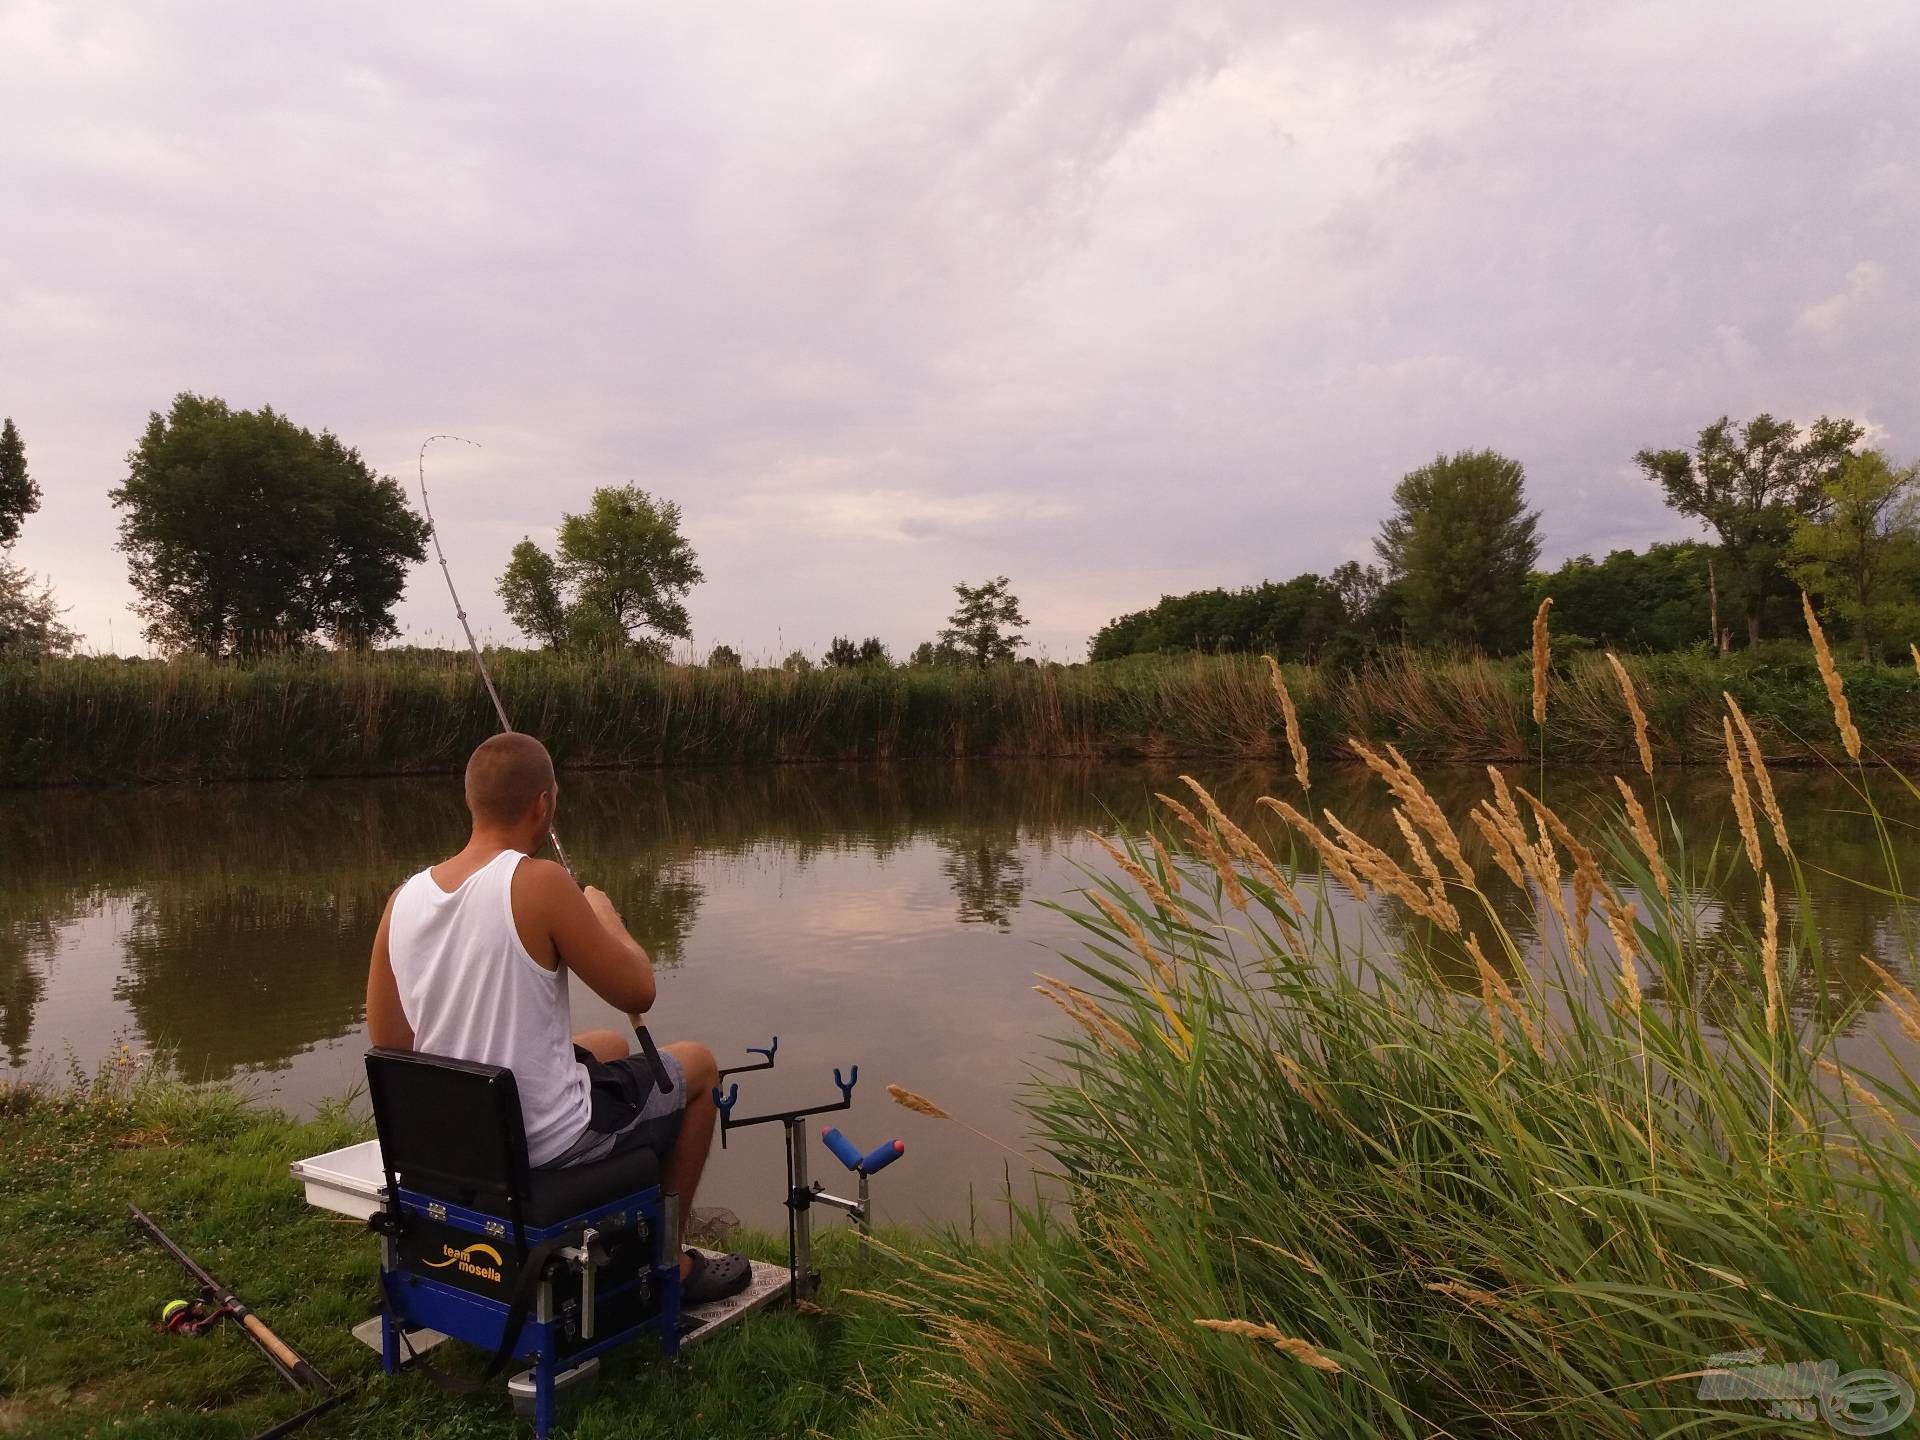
[{"xmin": 465, "ymin": 733, "xmax": 556, "ymax": 826}]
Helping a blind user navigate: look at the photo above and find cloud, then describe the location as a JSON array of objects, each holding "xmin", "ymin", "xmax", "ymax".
[
  {"xmin": 2, "ymin": 1, "xmax": 1917, "ymax": 660},
  {"xmin": 1797, "ymin": 261, "xmax": 1889, "ymax": 336}
]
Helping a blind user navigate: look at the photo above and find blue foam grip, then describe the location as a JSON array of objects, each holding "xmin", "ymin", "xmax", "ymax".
[
  {"xmin": 861, "ymin": 1139, "xmax": 905, "ymax": 1174},
  {"xmin": 748, "ymin": 1037, "xmax": 778, "ymax": 1063},
  {"xmin": 833, "ymin": 1066, "xmax": 858, "ymax": 1101},
  {"xmin": 713, "ymin": 1083, "xmax": 738, "ymax": 1117},
  {"xmin": 820, "ymin": 1127, "xmax": 864, "ymax": 1170}
]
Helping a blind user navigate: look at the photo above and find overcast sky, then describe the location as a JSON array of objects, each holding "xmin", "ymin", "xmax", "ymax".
[{"xmin": 4, "ymin": 1, "xmax": 1915, "ymax": 660}]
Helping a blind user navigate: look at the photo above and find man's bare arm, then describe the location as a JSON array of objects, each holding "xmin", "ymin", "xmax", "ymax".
[
  {"xmin": 525, "ymin": 862, "xmax": 658, "ymax": 1017},
  {"xmin": 365, "ymin": 890, "xmax": 415, "ymax": 1050}
]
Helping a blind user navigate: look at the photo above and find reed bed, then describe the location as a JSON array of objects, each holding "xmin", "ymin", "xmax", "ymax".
[
  {"xmin": 0, "ymin": 645, "xmax": 1916, "ymax": 784},
  {"xmin": 865, "ymin": 607, "xmax": 1920, "ymax": 1439}
]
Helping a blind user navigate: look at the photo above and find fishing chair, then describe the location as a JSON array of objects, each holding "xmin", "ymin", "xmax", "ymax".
[{"xmin": 364, "ymin": 1048, "xmax": 681, "ymax": 1438}]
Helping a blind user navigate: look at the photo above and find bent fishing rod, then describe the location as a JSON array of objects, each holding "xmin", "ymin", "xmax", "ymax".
[{"xmin": 418, "ymin": 434, "xmax": 672, "ymax": 1092}]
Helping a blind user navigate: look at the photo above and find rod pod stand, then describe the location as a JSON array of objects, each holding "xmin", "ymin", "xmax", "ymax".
[{"xmin": 711, "ymin": 1041, "xmax": 904, "ymax": 1300}]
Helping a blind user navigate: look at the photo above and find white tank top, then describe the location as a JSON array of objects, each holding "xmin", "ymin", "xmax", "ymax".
[{"xmin": 387, "ymin": 850, "xmax": 591, "ymax": 1166}]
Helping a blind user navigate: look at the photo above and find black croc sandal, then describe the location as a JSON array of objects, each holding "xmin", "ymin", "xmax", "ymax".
[{"xmin": 683, "ymin": 1249, "xmax": 753, "ymax": 1304}]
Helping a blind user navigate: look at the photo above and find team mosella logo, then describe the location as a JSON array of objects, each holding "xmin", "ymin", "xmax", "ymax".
[
  {"xmin": 1699, "ymin": 1348, "xmax": 1914, "ymax": 1435},
  {"xmin": 423, "ymin": 1241, "xmax": 504, "ymax": 1284}
]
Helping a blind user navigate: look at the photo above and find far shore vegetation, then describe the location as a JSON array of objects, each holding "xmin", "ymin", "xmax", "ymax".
[{"xmin": 2, "ymin": 644, "xmax": 1917, "ymax": 786}]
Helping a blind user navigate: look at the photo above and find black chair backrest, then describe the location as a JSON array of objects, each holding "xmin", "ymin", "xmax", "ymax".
[{"xmin": 365, "ymin": 1047, "xmax": 533, "ymax": 1243}]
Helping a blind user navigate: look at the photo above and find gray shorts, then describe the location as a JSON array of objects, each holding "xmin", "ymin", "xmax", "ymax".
[{"xmin": 540, "ymin": 1044, "xmax": 687, "ymax": 1169}]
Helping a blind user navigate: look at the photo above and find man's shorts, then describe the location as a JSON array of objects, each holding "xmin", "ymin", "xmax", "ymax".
[{"xmin": 539, "ymin": 1044, "xmax": 687, "ymax": 1169}]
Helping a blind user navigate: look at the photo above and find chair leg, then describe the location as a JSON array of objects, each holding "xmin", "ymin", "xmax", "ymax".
[
  {"xmin": 378, "ymin": 1271, "xmax": 400, "ymax": 1376},
  {"xmin": 657, "ymin": 1190, "xmax": 682, "ymax": 1359},
  {"xmin": 535, "ymin": 1348, "xmax": 557, "ymax": 1439}
]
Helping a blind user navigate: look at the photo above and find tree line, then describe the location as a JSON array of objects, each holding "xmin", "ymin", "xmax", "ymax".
[
  {"xmin": 0, "ymin": 415, "xmax": 75, "ymax": 660},
  {"xmin": 0, "ymin": 393, "xmax": 1038, "ymax": 668},
  {"xmin": 1094, "ymin": 416, "xmax": 1918, "ymax": 665},
  {"xmin": 1, "ymin": 394, "xmax": 1911, "ymax": 667}
]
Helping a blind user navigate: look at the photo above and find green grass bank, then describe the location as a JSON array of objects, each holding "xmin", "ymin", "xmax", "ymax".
[
  {"xmin": 3, "ymin": 645, "xmax": 1916, "ymax": 784},
  {"xmin": 0, "ymin": 1073, "xmax": 952, "ymax": 1439}
]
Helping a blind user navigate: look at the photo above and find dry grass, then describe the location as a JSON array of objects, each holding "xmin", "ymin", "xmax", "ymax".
[
  {"xmin": 1266, "ymin": 657, "xmax": 1310, "ymax": 792},
  {"xmin": 1531, "ymin": 597, "xmax": 1553, "ymax": 728},
  {"xmin": 1723, "ymin": 715, "xmax": 1766, "ymax": 874},
  {"xmin": 887, "ymin": 1084, "xmax": 952, "ymax": 1121},
  {"xmin": 1804, "ymin": 591, "xmax": 1862, "ymax": 761},
  {"xmin": 1607, "ymin": 652, "xmax": 1655, "ymax": 777}
]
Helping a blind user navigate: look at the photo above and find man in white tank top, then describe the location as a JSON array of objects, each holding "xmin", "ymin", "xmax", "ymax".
[{"xmin": 365, "ymin": 733, "xmax": 750, "ymax": 1303}]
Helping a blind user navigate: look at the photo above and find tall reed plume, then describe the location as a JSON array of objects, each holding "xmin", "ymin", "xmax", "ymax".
[
  {"xmin": 1530, "ymin": 597, "xmax": 1553, "ymax": 728},
  {"xmin": 1803, "ymin": 590, "xmax": 1861, "ymax": 761},
  {"xmin": 1724, "ymin": 692, "xmax": 1790, "ymax": 858},
  {"xmin": 1264, "ymin": 656, "xmax": 1310, "ymax": 792},
  {"xmin": 1722, "ymin": 716, "xmax": 1765, "ymax": 874},
  {"xmin": 1605, "ymin": 652, "xmax": 1654, "ymax": 777}
]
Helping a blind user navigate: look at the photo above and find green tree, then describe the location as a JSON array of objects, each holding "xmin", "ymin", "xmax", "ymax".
[
  {"xmin": 111, "ymin": 394, "xmax": 429, "ymax": 656},
  {"xmin": 1088, "ymin": 570, "xmax": 1372, "ymax": 662},
  {"xmin": 780, "ymin": 649, "xmax": 814, "ymax": 674},
  {"xmin": 909, "ymin": 639, "xmax": 963, "ymax": 666},
  {"xmin": 825, "ymin": 635, "xmax": 889, "ymax": 667},
  {"xmin": 706, "ymin": 643, "xmax": 742, "ymax": 669},
  {"xmin": 939, "ymin": 576, "xmax": 1028, "ymax": 666},
  {"xmin": 1326, "ymin": 561, "xmax": 1384, "ymax": 629},
  {"xmin": 1533, "ymin": 542, "xmax": 1716, "ymax": 652},
  {"xmin": 497, "ymin": 540, "xmax": 570, "ymax": 649},
  {"xmin": 0, "ymin": 418, "xmax": 39, "ymax": 547},
  {"xmin": 1375, "ymin": 450, "xmax": 1541, "ymax": 653},
  {"xmin": 499, "ymin": 485, "xmax": 701, "ymax": 655},
  {"xmin": 0, "ymin": 557, "xmax": 76, "ymax": 659},
  {"xmin": 1635, "ymin": 413, "xmax": 1862, "ymax": 645},
  {"xmin": 1788, "ymin": 450, "xmax": 1920, "ymax": 660}
]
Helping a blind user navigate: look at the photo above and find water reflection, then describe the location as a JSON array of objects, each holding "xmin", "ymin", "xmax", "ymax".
[
  {"xmin": 2, "ymin": 761, "xmax": 1914, "ymax": 1223},
  {"xmin": 938, "ymin": 837, "xmax": 1026, "ymax": 929},
  {"xmin": 0, "ymin": 916, "xmax": 54, "ymax": 1064}
]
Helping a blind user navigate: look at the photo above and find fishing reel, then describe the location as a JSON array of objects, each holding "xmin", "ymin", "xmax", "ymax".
[
  {"xmin": 158, "ymin": 1296, "xmax": 229, "ymax": 1336},
  {"xmin": 712, "ymin": 1038, "xmax": 906, "ymax": 1299}
]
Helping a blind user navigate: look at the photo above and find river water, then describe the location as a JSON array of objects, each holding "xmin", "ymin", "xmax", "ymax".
[{"xmin": 3, "ymin": 761, "xmax": 1914, "ymax": 1229}]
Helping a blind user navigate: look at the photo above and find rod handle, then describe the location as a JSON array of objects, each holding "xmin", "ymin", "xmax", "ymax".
[
  {"xmin": 241, "ymin": 1312, "xmax": 309, "ymax": 1379},
  {"xmin": 632, "ymin": 1023, "xmax": 674, "ymax": 1094}
]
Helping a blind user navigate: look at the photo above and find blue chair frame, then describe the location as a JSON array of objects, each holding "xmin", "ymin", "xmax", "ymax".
[{"xmin": 365, "ymin": 1048, "xmax": 682, "ymax": 1437}]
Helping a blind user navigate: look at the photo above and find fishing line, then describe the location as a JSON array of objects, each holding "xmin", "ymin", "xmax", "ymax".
[
  {"xmin": 416, "ymin": 435, "xmax": 670, "ymax": 1090},
  {"xmin": 417, "ymin": 434, "xmax": 573, "ymax": 875}
]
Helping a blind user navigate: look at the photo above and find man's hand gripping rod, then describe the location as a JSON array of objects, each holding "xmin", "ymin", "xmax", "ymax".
[{"xmin": 418, "ymin": 435, "xmax": 671, "ymax": 1093}]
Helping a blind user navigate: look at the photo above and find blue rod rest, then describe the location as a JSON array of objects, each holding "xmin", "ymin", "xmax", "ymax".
[
  {"xmin": 833, "ymin": 1066, "xmax": 858, "ymax": 1102},
  {"xmin": 821, "ymin": 1127, "xmax": 863, "ymax": 1170},
  {"xmin": 714, "ymin": 1083, "xmax": 739, "ymax": 1118},
  {"xmin": 821, "ymin": 1128, "xmax": 906, "ymax": 1175}
]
